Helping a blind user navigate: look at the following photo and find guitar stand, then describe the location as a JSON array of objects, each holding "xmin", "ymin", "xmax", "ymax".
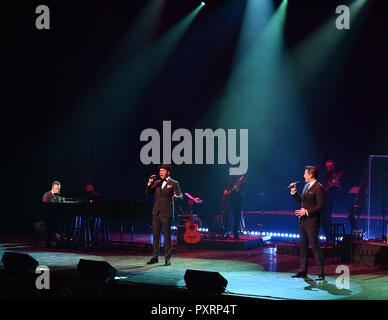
[
  {"xmin": 239, "ymin": 211, "xmax": 247, "ymax": 232},
  {"xmin": 182, "ymin": 193, "xmax": 203, "ymax": 245}
]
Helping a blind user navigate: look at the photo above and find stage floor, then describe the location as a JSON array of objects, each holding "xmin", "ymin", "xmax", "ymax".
[{"xmin": 1, "ymin": 233, "xmax": 388, "ymax": 300}]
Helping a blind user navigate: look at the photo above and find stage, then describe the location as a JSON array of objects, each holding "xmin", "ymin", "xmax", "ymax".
[
  {"xmin": 3, "ymin": 0, "xmax": 388, "ymax": 310},
  {"xmin": 1, "ymin": 233, "xmax": 388, "ymax": 301}
]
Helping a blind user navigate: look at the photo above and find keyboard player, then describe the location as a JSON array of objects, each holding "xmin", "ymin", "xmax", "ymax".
[
  {"xmin": 42, "ymin": 180, "xmax": 65, "ymax": 247},
  {"xmin": 42, "ymin": 180, "xmax": 63, "ymax": 203}
]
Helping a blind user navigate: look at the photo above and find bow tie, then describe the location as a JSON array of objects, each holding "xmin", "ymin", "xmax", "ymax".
[{"xmin": 162, "ymin": 179, "xmax": 167, "ymax": 183}]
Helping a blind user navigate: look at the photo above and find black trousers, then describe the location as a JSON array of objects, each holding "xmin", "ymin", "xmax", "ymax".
[
  {"xmin": 321, "ymin": 200, "xmax": 334, "ymax": 241},
  {"xmin": 299, "ymin": 218, "xmax": 324, "ymax": 275},
  {"xmin": 152, "ymin": 215, "xmax": 173, "ymax": 259},
  {"xmin": 223, "ymin": 206, "xmax": 241, "ymax": 237}
]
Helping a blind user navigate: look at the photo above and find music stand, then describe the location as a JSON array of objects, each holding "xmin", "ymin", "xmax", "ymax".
[
  {"xmin": 184, "ymin": 193, "xmax": 203, "ymax": 204},
  {"xmin": 349, "ymin": 187, "xmax": 360, "ymax": 194},
  {"xmin": 184, "ymin": 193, "xmax": 203, "ymax": 228}
]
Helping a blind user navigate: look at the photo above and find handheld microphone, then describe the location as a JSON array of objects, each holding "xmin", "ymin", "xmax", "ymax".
[
  {"xmin": 286, "ymin": 181, "xmax": 300, "ymax": 189},
  {"xmin": 149, "ymin": 174, "xmax": 157, "ymax": 180}
]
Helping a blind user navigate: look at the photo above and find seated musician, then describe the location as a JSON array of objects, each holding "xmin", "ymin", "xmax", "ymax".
[
  {"xmin": 81, "ymin": 183, "xmax": 102, "ymax": 242},
  {"xmin": 320, "ymin": 159, "xmax": 342, "ymax": 243},
  {"xmin": 42, "ymin": 180, "xmax": 70, "ymax": 247},
  {"xmin": 83, "ymin": 183, "xmax": 101, "ymax": 203},
  {"xmin": 42, "ymin": 180, "xmax": 63, "ymax": 203},
  {"xmin": 42, "ymin": 180, "xmax": 65, "ymax": 247}
]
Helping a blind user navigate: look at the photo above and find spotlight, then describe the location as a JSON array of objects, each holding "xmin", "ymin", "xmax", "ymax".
[{"xmin": 201, "ymin": 2, "xmax": 205, "ymax": 6}]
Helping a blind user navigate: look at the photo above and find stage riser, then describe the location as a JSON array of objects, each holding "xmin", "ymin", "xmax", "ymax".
[
  {"xmin": 350, "ymin": 243, "xmax": 388, "ymax": 268},
  {"xmin": 243, "ymin": 213, "xmax": 382, "ymax": 236},
  {"xmin": 277, "ymin": 242, "xmax": 388, "ymax": 269},
  {"xmin": 243, "ymin": 214, "xmax": 352, "ymax": 234},
  {"xmin": 187, "ymin": 238, "xmax": 264, "ymax": 250},
  {"xmin": 276, "ymin": 244, "xmax": 344, "ymax": 258}
]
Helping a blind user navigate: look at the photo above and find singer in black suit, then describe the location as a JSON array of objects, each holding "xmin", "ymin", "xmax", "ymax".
[
  {"xmin": 290, "ymin": 166, "xmax": 325, "ymax": 281},
  {"xmin": 145, "ymin": 164, "xmax": 182, "ymax": 266}
]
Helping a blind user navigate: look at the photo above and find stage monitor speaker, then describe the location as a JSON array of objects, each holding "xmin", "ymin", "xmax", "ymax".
[
  {"xmin": 77, "ymin": 259, "xmax": 117, "ymax": 281},
  {"xmin": 1, "ymin": 252, "xmax": 39, "ymax": 275},
  {"xmin": 184, "ymin": 269, "xmax": 227, "ymax": 293}
]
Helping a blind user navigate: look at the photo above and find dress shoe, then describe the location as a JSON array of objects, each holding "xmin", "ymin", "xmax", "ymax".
[
  {"xmin": 164, "ymin": 258, "xmax": 171, "ymax": 266},
  {"xmin": 146, "ymin": 257, "xmax": 158, "ymax": 265},
  {"xmin": 315, "ymin": 274, "xmax": 325, "ymax": 281},
  {"xmin": 291, "ymin": 272, "xmax": 307, "ymax": 278}
]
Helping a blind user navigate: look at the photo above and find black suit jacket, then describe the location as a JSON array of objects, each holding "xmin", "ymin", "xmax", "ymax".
[
  {"xmin": 292, "ymin": 181, "xmax": 325, "ymax": 223},
  {"xmin": 42, "ymin": 191, "xmax": 63, "ymax": 203},
  {"xmin": 146, "ymin": 178, "xmax": 182, "ymax": 218}
]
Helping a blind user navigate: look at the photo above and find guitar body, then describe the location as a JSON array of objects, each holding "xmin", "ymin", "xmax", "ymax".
[
  {"xmin": 324, "ymin": 172, "xmax": 343, "ymax": 192},
  {"xmin": 184, "ymin": 221, "xmax": 201, "ymax": 244}
]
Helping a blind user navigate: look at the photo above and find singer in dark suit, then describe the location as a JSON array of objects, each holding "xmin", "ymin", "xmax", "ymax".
[
  {"xmin": 145, "ymin": 164, "xmax": 182, "ymax": 266},
  {"xmin": 290, "ymin": 166, "xmax": 325, "ymax": 281}
]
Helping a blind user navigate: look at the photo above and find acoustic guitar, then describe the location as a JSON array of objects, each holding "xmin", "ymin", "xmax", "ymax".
[{"xmin": 183, "ymin": 199, "xmax": 201, "ymax": 244}]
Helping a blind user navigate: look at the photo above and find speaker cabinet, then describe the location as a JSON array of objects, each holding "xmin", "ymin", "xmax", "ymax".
[
  {"xmin": 1, "ymin": 252, "xmax": 39, "ymax": 275},
  {"xmin": 77, "ymin": 259, "xmax": 117, "ymax": 281},
  {"xmin": 184, "ymin": 269, "xmax": 227, "ymax": 293}
]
